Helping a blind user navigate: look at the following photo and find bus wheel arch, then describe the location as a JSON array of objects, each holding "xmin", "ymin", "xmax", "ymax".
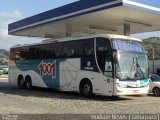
[
  {"xmin": 17, "ymin": 75, "xmax": 25, "ymax": 89},
  {"xmin": 79, "ymin": 78, "xmax": 93, "ymax": 98},
  {"xmin": 25, "ymin": 75, "xmax": 32, "ymax": 90}
]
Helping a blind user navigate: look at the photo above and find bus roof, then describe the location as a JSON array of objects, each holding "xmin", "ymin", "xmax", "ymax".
[
  {"xmin": 11, "ymin": 34, "xmax": 142, "ymax": 49},
  {"xmin": 8, "ymin": 0, "xmax": 160, "ymax": 38},
  {"xmin": 55, "ymin": 34, "xmax": 142, "ymax": 42}
]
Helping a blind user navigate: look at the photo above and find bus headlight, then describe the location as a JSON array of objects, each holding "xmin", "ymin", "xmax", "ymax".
[
  {"xmin": 143, "ymin": 83, "xmax": 149, "ymax": 87},
  {"xmin": 117, "ymin": 83, "xmax": 127, "ymax": 88}
]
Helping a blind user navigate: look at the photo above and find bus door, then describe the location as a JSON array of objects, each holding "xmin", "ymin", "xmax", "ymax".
[
  {"xmin": 96, "ymin": 55, "xmax": 114, "ymax": 94},
  {"xmin": 96, "ymin": 37, "xmax": 114, "ymax": 94}
]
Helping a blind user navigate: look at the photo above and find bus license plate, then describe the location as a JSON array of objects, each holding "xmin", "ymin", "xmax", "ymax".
[{"xmin": 133, "ymin": 90, "xmax": 139, "ymax": 94}]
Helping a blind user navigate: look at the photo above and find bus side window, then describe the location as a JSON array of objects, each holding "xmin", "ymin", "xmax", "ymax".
[
  {"xmin": 63, "ymin": 41, "xmax": 78, "ymax": 58},
  {"xmin": 96, "ymin": 37, "xmax": 112, "ymax": 77},
  {"xmin": 104, "ymin": 58, "xmax": 113, "ymax": 77},
  {"xmin": 19, "ymin": 47, "xmax": 30, "ymax": 60},
  {"xmin": 50, "ymin": 43, "xmax": 64, "ymax": 58},
  {"xmin": 79, "ymin": 39, "xmax": 94, "ymax": 57},
  {"xmin": 15, "ymin": 52, "xmax": 20, "ymax": 60}
]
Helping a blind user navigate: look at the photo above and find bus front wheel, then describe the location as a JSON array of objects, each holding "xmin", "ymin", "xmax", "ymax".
[{"xmin": 80, "ymin": 80, "xmax": 93, "ymax": 98}]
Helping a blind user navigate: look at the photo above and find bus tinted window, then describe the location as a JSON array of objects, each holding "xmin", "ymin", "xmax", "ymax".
[
  {"xmin": 51, "ymin": 43, "xmax": 64, "ymax": 58},
  {"xmin": 12, "ymin": 38, "xmax": 95, "ymax": 60},
  {"xmin": 79, "ymin": 39, "xmax": 94, "ymax": 57},
  {"xmin": 96, "ymin": 37, "xmax": 112, "ymax": 76},
  {"xmin": 44, "ymin": 43, "xmax": 64, "ymax": 58},
  {"xmin": 18, "ymin": 43, "xmax": 64, "ymax": 59},
  {"xmin": 96, "ymin": 38, "xmax": 111, "ymax": 52},
  {"xmin": 18, "ymin": 47, "xmax": 30, "ymax": 60},
  {"xmin": 40, "ymin": 45, "xmax": 49, "ymax": 59},
  {"xmin": 63, "ymin": 41, "xmax": 78, "ymax": 58}
]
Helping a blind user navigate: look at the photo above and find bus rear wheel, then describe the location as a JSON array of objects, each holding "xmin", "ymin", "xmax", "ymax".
[
  {"xmin": 17, "ymin": 76, "xmax": 25, "ymax": 89},
  {"xmin": 80, "ymin": 80, "xmax": 93, "ymax": 98},
  {"xmin": 25, "ymin": 76, "xmax": 32, "ymax": 90}
]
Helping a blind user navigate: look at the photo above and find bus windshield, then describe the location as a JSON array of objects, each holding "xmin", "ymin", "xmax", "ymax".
[{"xmin": 116, "ymin": 52, "xmax": 149, "ymax": 80}]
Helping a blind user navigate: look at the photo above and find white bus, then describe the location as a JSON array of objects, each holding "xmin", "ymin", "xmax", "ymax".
[{"xmin": 9, "ymin": 34, "xmax": 149, "ymax": 97}]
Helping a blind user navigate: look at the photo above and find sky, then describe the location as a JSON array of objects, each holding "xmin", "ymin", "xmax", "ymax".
[
  {"xmin": 0, "ymin": 0, "xmax": 159, "ymax": 50},
  {"xmin": 0, "ymin": 0, "xmax": 79, "ymax": 50}
]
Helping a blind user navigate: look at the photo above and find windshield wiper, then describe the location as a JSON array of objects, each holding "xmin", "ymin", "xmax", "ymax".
[
  {"xmin": 128, "ymin": 56, "xmax": 145, "ymax": 79},
  {"xmin": 128, "ymin": 56, "xmax": 137, "ymax": 79},
  {"xmin": 135, "ymin": 57, "xmax": 145, "ymax": 79}
]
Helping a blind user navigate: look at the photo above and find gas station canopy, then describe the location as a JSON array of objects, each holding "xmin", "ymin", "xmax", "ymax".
[{"xmin": 8, "ymin": 0, "xmax": 160, "ymax": 38}]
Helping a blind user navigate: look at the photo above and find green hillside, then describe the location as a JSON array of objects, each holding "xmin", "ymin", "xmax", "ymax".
[
  {"xmin": 0, "ymin": 49, "xmax": 9, "ymax": 65},
  {"xmin": 0, "ymin": 49, "xmax": 9, "ymax": 56},
  {"xmin": 143, "ymin": 37, "xmax": 160, "ymax": 60}
]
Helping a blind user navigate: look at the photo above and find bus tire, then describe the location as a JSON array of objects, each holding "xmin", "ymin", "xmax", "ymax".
[
  {"xmin": 25, "ymin": 75, "xmax": 32, "ymax": 90},
  {"xmin": 17, "ymin": 75, "xmax": 25, "ymax": 89},
  {"xmin": 80, "ymin": 79, "xmax": 93, "ymax": 98},
  {"xmin": 152, "ymin": 87, "xmax": 160, "ymax": 97}
]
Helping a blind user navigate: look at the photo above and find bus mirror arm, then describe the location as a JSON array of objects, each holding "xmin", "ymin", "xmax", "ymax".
[{"xmin": 113, "ymin": 53, "xmax": 118, "ymax": 63}]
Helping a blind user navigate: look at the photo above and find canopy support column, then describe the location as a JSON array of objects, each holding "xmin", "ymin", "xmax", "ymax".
[
  {"xmin": 66, "ymin": 24, "xmax": 72, "ymax": 37},
  {"xmin": 124, "ymin": 23, "xmax": 130, "ymax": 36}
]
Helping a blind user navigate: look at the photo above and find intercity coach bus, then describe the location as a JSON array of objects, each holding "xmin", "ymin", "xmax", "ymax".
[{"xmin": 9, "ymin": 34, "xmax": 149, "ymax": 97}]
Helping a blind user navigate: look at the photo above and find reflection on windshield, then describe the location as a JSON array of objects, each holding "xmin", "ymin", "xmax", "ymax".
[{"xmin": 116, "ymin": 52, "xmax": 148, "ymax": 80}]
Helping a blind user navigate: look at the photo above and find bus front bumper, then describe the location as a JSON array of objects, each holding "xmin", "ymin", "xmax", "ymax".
[{"xmin": 115, "ymin": 87, "xmax": 149, "ymax": 96}]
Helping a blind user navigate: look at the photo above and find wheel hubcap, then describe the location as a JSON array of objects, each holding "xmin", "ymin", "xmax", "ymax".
[
  {"xmin": 27, "ymin": 82, "xmax": 29, "ymax": 87},
  {"xmin": 153, "ymin": 89, "xmax": 159, "ymax": 96},
  {"xmin": 20, "ymin": 80, "xmax": 23, "ymax": 86},
  {"xmin": 84, "ymin": 84, "xmax": 90, "ymax": 95}
]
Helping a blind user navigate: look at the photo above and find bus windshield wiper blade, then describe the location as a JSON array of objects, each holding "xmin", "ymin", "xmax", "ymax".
[{"xmin": 135, "ymin": 57, "xmax": 145, "ymax": 79}]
